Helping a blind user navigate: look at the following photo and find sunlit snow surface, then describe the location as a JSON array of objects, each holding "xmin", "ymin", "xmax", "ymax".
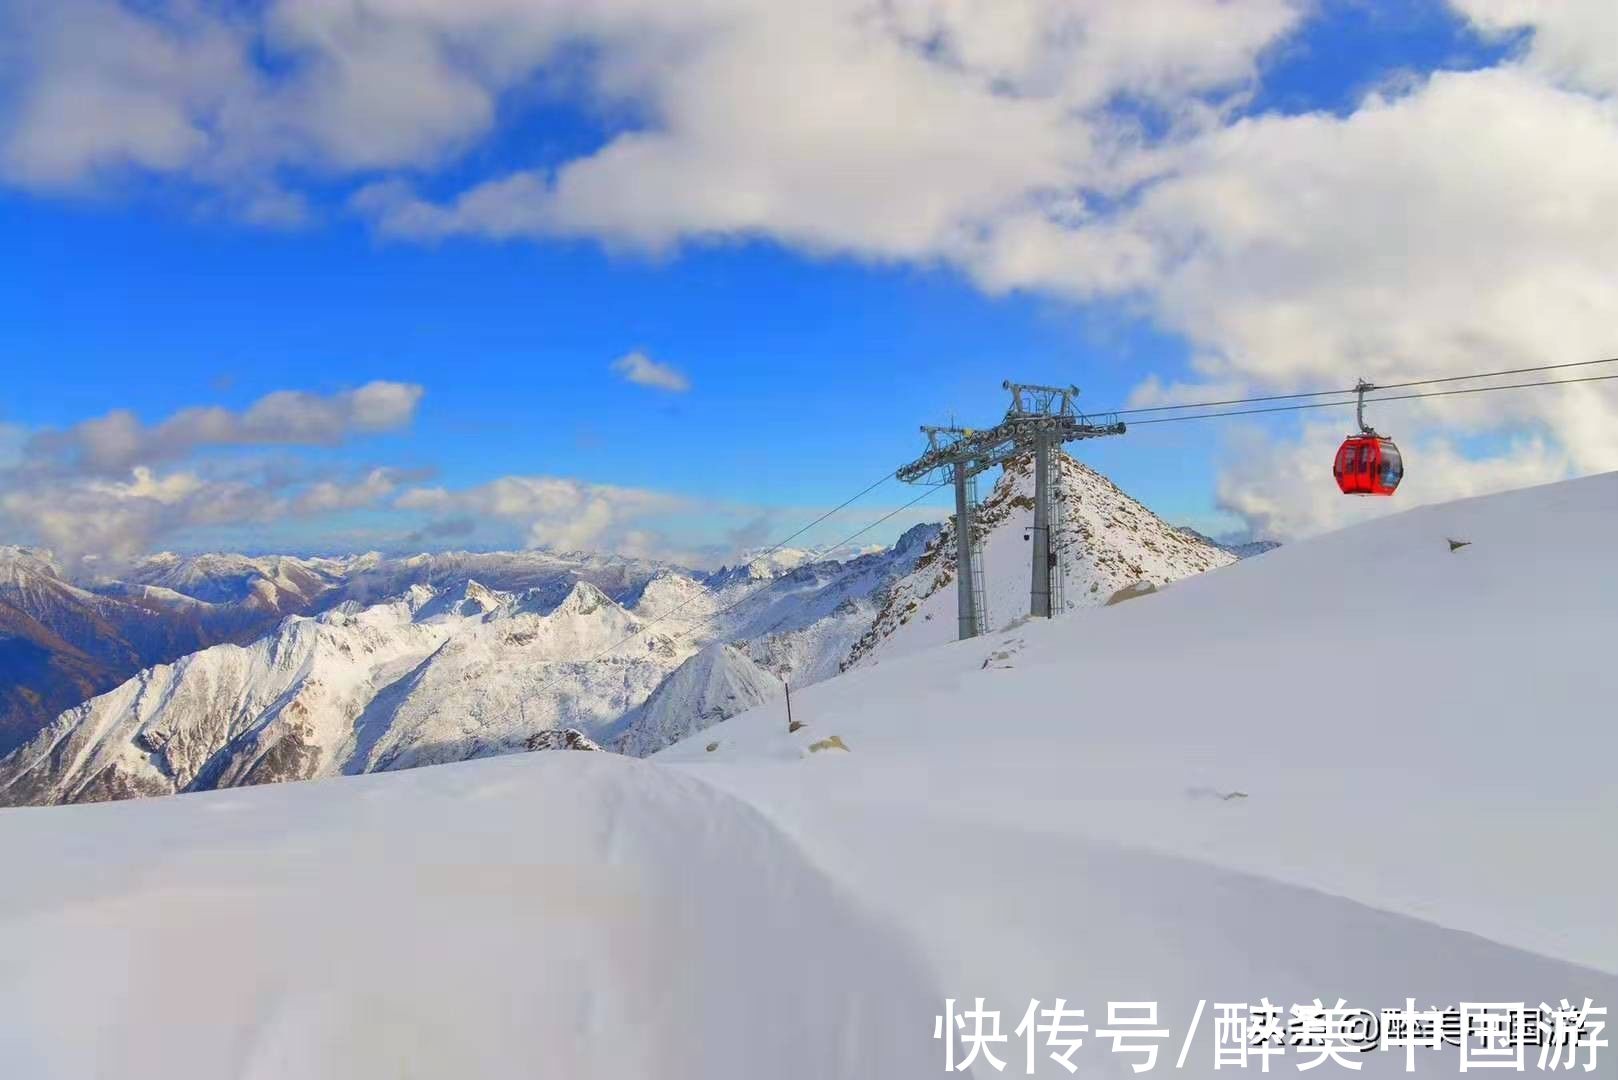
[{"xmin": 2, "ymin": 473, "xmax": 1615, "ymax": 1077}]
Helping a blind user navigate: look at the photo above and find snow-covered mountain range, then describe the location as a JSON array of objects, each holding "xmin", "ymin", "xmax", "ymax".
[
  {"xmin": 0, "ymin": 546, "xmax": 684, "ymax": 757},
  {"xmin": 1, "ymin": 452, "xmax": 1243, "ymax": 804},
  {"xmin": 0, "ymin": 546, "xmax": 301, "ymax": 756}
]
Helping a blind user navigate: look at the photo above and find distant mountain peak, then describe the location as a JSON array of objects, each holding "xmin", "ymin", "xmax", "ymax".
[
  {"xmin": 553, "ymin": 579, "xmax": 615, "ymax": 617},
  {"xmin": 1174, "ymin": 526, "xmax": 1281, "ymax": 560}
]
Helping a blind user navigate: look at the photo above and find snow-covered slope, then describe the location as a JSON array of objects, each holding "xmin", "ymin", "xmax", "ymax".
[
  {"xmin": 846, "ymin": 451, "xmax": 1234, "ymax": 666},
  {"xmin": 666, "ymin": 470, "xmax": 1618, "ymax": 977},
  {"xmin": 609, "ymin": 642, "xmax": 783, "ymax": 757},
  {"xmin": 0, "ymin": 754, "xmax": 940, "ymax": 1080},
  {"xmin": 0, "ymin": 472, "xmax": 1612, "ymax": 1078}
]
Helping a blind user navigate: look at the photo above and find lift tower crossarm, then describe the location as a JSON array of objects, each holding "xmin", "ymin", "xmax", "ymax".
[{"xmin": 896, "ymin": 425, "xmax": 1020, "ymax": 486}]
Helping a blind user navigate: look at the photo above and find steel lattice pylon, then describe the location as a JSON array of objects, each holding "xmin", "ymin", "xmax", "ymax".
[{"xmin": 896, "ymin": 380, "xmax": 1125, "ymax": 639}]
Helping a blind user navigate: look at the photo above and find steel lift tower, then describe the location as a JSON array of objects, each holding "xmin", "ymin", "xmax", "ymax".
[
  {"xmin": 1000, "ymin": 382, "xmax": 1125, "ymax": 618},
  {"xmin": 896, "ymin": 381, "xmax": 1124, "ymax": 641}
]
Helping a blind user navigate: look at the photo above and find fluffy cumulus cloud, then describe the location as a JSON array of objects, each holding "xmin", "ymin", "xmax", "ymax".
[
  {"xmin": 0, "ymin": 382, "xmax": 425, "ymax": 565},
  {"xmin": 5, "ymin": 1, "xmax": 1617, "ymax": 539},
  {"xmin": 1451, "ymin": 0, "xmax": 1618, "ymax": 96},
  {"xmin": 1213, "ymin": 421, "xmax": 1572, "ymax": 541},
  {"xmin": 1, "ymin": 0, "xmax": 1302, "ymax": 240},
  {"xmin": 396, "ymin": 475, "xmax": 694, "ymax": 555},
  {"xmin": 0, "ymin": 464, "xmax": 422, "ymax": 567},
  {"xmin": 1095, "ymin": 61, "xmax": 1618, "ymax": 537},
  {"xmin": 392, "ymin": 476, "xmax": 948, "ymax": 566},
  {"xmin": 26, "ymin": 382, "xmax": 424, "ymax": 475},
  {"xmin": 610, "ymin": 350, "xmax": 690, "ymax": 393},
  {"xmin": 347, "ymin": 0, "xmax": 1301, "ymax": 264}
]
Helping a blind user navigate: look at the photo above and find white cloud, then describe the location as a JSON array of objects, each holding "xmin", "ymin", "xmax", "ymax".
[
  {"xmin": 1451, "ymin": 0, "xmax": 1618, "ymax": 96},
  {"xmin": 611, "ymin": 350, "xmax": 690, "ymax": 393},
  {"xmin": 391, "ymin": 475, "xmax": 948, "ymax": 566},
  {"xmin": 397, "ymin": 474, "xmax": 695, "ymax": 554},
  {"xmin": 1, "ymin": 381, "xmax": 425, "ymax": 566},
  {"xmin": 290, "ymin": 468, "xmax": 418, "ymax": 516},
  {"xmin": 0, "ymin": 464, "xmax": 410, "ymax": 568},
  {"xmin": 29, "ymin": 381, "xmax": 425, "ymax": 474},
  {"xmin": 351, "ymin": 1, "xmax": 1301, "ymax": 261},
  {"xmin": 1, "ymin": 1, "xmax": 1302, "ymax": 242}
]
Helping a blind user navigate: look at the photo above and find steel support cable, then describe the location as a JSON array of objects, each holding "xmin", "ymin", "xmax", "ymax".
[
  {"xmin": 1102, "ymin": 357, "xmax": 1618, "ymax": 417},
  {"xmin": 1123, "ymin": 371, "xmax": 1618, "ymax": 426}
]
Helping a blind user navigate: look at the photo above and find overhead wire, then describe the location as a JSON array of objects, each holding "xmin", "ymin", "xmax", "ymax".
[
  {"xmin": 1122, "ymin": 370, "xmax": 1618, "ymax": 426},
  {"xmin": 1103, "ymin": 356, "xmax": 1618, "ymax": 417}
]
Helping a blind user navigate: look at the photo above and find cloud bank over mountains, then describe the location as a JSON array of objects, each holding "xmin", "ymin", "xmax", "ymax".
[
  {"xmin": 1, "ymin": 1, "xmax": 1614, "ymax": 541},
  {"xmin": 0, "ymin": 382, "xmax": 941, "ymax": 569},
  {"xmin": 0, "ymin": 379, "xmax": 434, "ymax": 564}
]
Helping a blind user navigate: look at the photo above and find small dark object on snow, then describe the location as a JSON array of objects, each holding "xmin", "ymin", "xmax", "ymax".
[
  {"xmin": 705, "ymin": 741, "xmax": 719, "ymax": 753},
  {"xmin": 789, "ymin": 719, "xmax": 805, "ymax": 734},
  {"xmin": 1220, "ymin": 790, "xmax": 1248, "ymax": 801},
  {"xmin": 1448, "ymin": 538, "xmax": 1471, "ymax": 552}
]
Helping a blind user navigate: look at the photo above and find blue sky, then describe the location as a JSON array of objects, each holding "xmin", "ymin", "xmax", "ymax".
[{"xmin": 1, "ymin": 0, "xmax": 1612, "ymax": 565}]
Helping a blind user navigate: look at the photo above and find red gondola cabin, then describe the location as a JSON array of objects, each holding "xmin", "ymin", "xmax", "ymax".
[{"xmin": 1334, "ymin": 435, "xmax": 1402, "ymax": 496}]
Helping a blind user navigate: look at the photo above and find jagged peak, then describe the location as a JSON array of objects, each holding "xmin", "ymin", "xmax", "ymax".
[
  {"xmin": 550, "ymin": 579, "xmax": 621, "ymax": 619},
  {"xmin": 460, "ymin": 578, "xmax": 499, "ymax": 603},
  {"xmin": 409, "ymin": 578, "xmax": 508, "ymax": 622}
]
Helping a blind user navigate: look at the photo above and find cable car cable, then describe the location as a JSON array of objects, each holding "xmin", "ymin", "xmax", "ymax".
[
  {"xmin": 1371, "ymin": 356, "xmax": 1618, "ymax": 393},
  {"xmin": 1124, "ymin": 371, "xmax": 1618, "ymax": 426},
  {"xmin": 1104, "ymin": 356, "xmax": 1618, "ymax": 417}
]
